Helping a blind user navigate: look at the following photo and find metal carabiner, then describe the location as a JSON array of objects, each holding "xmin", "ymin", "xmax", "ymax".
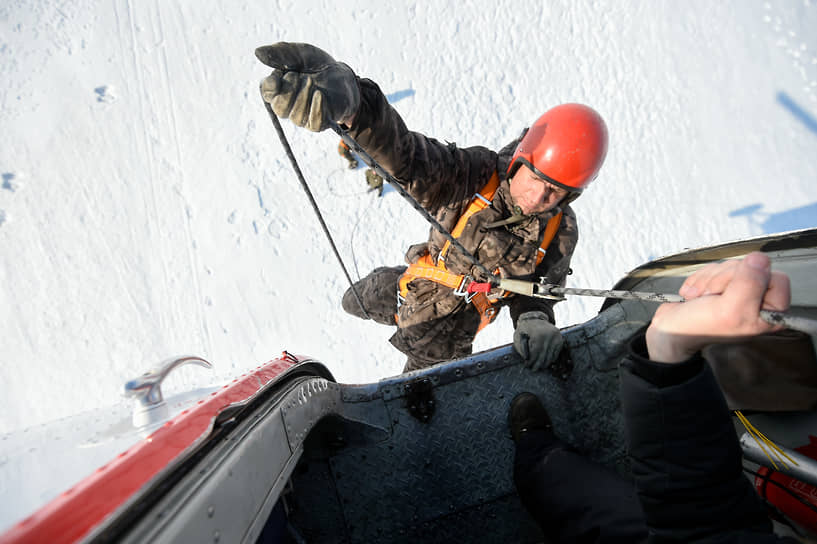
[{"xmin": 452, "ymin": 275, "xmax": 477, "ymax": 303}]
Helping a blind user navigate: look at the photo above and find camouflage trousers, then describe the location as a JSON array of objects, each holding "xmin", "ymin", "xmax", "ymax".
[{"xmin": 342, "ymin": 266, "xmax": 481, "ymax": 372}]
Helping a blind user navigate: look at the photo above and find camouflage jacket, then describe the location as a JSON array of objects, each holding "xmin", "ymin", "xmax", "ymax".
[{"xmin": 347, "ymin": 78, "xmax": 579, "ymax": 329}]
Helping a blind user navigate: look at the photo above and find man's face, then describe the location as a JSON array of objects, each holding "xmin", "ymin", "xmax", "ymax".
[{"xmin": 509, "ymin": 164, "xmax": 570, "ymax": 215}]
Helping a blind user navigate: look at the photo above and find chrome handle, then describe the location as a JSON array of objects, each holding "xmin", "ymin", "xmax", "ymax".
[{"xmin": 125, "ymin": 356, "xmax": 212, "ymax": 427}]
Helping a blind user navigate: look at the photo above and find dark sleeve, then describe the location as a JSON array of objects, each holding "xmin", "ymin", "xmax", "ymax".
[
  {"xmin": 347, "ymin": 78, "xmax": 498, "ymax": 214},
  {"xmin": 508, "ymin": 205, "xmax": 578, "ymax": 325},
  {"xmin": 620, "ymin": 333, "xmax": 782, "ymax": 542}
]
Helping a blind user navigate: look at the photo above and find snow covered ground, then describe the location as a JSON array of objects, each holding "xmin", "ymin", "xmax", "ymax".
[{"xmin": 1, "ymin": 0, "xmax": 816, "ymax": 460}]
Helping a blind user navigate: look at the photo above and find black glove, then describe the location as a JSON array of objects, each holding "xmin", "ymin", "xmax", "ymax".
[
  {"xmin": 513, "ymin": 311, "xmax": 564, "ymax": 371},
  {"xmin": 256, "ymin": 42, "xmax": 360, "ymax": 132}
]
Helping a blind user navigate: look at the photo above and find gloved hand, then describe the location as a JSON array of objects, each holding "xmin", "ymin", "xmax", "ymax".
[
  {"xmin": 256, "ymin": 42, "xmax": 360, "ymax": 132},
  {"xmin": 404, "ymin": 242, "xmax": 429, "ymax": 264},
  {"xmin": 513, "ymin": 311, "xmax": 564, "ymax": 371}
]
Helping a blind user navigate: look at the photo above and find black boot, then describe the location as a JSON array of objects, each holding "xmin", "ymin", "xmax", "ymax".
[{"xmin": 508, "ymin": 392, "xmax": 553, "ymax": 443}]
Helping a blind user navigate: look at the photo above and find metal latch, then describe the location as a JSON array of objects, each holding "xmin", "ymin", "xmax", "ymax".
[
  {"xmin": 404, "ymin": 377, "xmax": 436, "ymax": 424},
  {"xmin": 125, "ymin": 356, "xmax": 213, "ymax": 428},
  {"xmin": 547, "ymin": 346, "xmax": 574, "ymax": 381}
]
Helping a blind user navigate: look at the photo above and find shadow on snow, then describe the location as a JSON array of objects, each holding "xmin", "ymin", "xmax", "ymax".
[
  {"xmin": 730, "ymin": 202, "xmax": 817, "ymax": 234},
  {"xmin": 777, "ymin": 91, "xmax": 817, "ymax": 137}
]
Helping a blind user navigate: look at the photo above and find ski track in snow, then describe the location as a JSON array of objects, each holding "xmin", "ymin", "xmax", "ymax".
[{"xmin": 0, "ymin": 0, "xmax": 816, "ymax": 444}]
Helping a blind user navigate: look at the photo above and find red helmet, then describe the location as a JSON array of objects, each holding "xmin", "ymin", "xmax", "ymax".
[{"xmin": 507, "ymin": 103, "xmax": 608, "ymax": 193}]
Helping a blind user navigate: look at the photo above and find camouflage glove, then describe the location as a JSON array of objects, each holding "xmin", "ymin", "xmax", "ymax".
[
  {"xmin": 513, "ymin": 311, "xmax": 564, "ymax": 371},
  {"xmin": 256, "ymin": 42, "xmax": 360, "ymax": 132},
  {"xmin": 365, "ymin": 168, "xmax": 384, "ymax": 196},
  {"xmin": 404, "ymin": 242, "xmax": 429, "ymax": 264}
]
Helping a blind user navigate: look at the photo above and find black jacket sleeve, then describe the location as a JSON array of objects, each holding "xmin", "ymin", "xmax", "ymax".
[
  {"xmin": 347, "ymin": 78, "xmax": 498, "ymax": 214},
  {"xmin": 620, "ymin": 334, "xmax": 789, "ymax": 543}
]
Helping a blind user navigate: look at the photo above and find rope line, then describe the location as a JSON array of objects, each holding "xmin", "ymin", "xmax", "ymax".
[
  {"xmin": 262, "ymin": 96, "xmax": 371, "ymax": 319},
  {"xmin": 329, "ymin": 121, "xmax": 496, "ymax": 281},
  {"xmin": 526, "ymin": 282, "xmax": 817, "ymax": 335}
]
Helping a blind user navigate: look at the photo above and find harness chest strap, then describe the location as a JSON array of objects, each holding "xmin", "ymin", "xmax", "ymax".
[
  {"xmin": 437, "ymin": 172, "xmax": 502, "ymax": 267},
  {"xmin": 398, "ymin": 172, "xmax": 563, "ymax": 332}
]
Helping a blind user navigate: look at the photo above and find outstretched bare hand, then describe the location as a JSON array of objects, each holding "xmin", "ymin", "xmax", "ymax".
[{"xmin": 645, "ymin": 252, "xmax": 791, "ymax": 363}]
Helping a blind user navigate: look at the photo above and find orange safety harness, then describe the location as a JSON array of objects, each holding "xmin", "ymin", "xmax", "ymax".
[{"xmin": 397, "ymin": 172, "xmax": 563, "ymax": 333}]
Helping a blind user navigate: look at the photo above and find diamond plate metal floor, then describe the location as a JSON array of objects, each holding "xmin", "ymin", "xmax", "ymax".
[{"xmin": 286, "ymin": 302, "xmax": 651, "ymax": 543}]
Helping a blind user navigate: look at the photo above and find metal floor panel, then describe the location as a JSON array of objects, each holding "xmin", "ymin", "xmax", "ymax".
[{"xmin": 287, "ymin": 303, "xmax": 647, "ymax": 542}]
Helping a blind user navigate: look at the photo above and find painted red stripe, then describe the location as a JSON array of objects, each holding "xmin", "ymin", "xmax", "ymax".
[{"xmin": 0, "ymin": 356, "xmax": 299, "ymax": 544}]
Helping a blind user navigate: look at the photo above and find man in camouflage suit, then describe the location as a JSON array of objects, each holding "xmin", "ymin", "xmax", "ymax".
[{"xmin": 258, "ymin": 43, "xmax": 608, "ymax": 372}]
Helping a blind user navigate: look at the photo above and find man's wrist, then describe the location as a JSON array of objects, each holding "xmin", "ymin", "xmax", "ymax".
[
  {"xmin": 645, "ymin": 325, "xmax": 699, "ymax": 364},
  {"xmin": 628, "ymin": 332, "xmax": 705, "ymax": 387}
]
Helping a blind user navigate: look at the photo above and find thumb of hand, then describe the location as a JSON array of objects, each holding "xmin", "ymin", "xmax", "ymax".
[
  {"xmin": 255, "ymin": 42, "xmax": 336, "ymax": 72},
  {"xmin": 516, "ymin": 332, "xmax": 530, "ymax": 361}
]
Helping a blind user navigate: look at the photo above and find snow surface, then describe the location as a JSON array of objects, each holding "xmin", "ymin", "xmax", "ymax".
[{"xmin": 1, "ymin": 0, "xmax": 816, "ymax": 447}]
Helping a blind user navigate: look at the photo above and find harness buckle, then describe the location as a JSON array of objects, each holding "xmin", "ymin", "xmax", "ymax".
[{"xmin": 453, "ymin": 275, "xmax": 476, "ymax": 303}]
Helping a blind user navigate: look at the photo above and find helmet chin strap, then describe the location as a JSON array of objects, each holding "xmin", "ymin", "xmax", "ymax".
[
  {"xmin": 484, "ymin": 205, "xmax": 531, "ymax": 229},
  {"xmin": 484, "ymin": 202, "xmax": 570, "ymax": 230}
]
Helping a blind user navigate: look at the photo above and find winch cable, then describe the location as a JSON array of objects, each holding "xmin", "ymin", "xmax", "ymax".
[
  {"xmin": 467, "ymin": 280, "xmax": 817, "ymax": 335},
  {"xmin": 262, "ymin": 98, "xmax": 371, "ymax": 319},
  {"xmin": 328, "ymin": 120, "xmax": 497, "ymax": 281}
]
